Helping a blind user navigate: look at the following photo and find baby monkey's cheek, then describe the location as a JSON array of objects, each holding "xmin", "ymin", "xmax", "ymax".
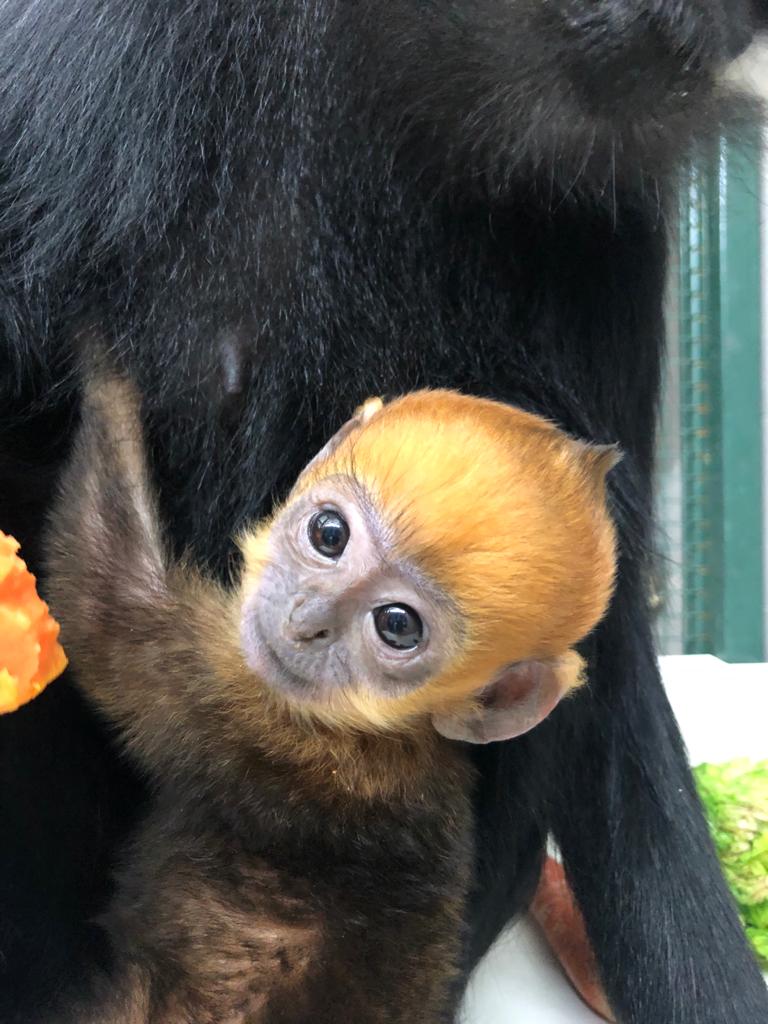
[{"xmin": 239, "ymin": 585, "xmax": 277, "ymax": 678}]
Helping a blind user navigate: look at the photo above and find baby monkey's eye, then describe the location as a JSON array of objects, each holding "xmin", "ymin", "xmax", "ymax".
[
  {"xmin": 374, "ymin": 604, "xmax": 423, "ymax": 650},
  {"xmin": 308, "ymin": 510, "xmax": 350, "ymax": 559}
]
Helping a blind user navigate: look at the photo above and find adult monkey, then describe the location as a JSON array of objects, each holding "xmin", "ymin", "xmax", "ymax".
[{"xmin": 0, "ymin": 1, "xmax": 767, "ymax": 1022}]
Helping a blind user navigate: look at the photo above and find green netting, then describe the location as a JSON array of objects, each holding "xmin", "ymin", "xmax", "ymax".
[{"xmin": 654, "ymin": 138, "xmax": 765, "ymax": 662}]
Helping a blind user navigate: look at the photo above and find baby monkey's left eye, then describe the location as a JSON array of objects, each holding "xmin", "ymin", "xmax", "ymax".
[
  {"xmin": 374, "ymin": 604, "xmax": 423, "ymax": 650},
  {"xmin": 308, "ymin": 510, "xmax": 350, "ymax": 558}
]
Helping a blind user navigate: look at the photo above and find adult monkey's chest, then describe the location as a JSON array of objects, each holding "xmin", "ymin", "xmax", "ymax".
[
  {"xmin": 113, "ymin": 176, "xmax": 655, "ymax": 572},
  {"xmin": 84, "ymin": 0, "xmax": 676, "ymax": 572}
]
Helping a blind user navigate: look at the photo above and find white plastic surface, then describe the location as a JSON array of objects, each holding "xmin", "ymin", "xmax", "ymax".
[{"xmin": 461, "ymin": 655, "xmax": 768, "ymax": 1023}]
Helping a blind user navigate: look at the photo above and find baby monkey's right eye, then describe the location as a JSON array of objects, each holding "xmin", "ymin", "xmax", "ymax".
[
  {"xmin": 374, "ymin": 604, "xmax": 423, "ymax": 650},
  {"xmin": 308, "ymin": 510, "xmax": 350, "ymax": 559}
]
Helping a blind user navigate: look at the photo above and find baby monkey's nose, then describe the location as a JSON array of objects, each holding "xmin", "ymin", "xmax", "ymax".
[{"xmin": 285, "ymin": 594, "xmax": 335, "ymax": 644}]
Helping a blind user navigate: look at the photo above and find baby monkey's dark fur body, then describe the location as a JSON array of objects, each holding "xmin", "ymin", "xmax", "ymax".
[
  {"xmin": 100, "ymin": 793, "xmax": 469, "ymax": 1024},
  {"xmin": 44, "ymin": 377, "xmax": 474, "ymax": 1024},
  {"xmin": 66, "ymin": 759, "xmax": 472, "ymax": 1024}
]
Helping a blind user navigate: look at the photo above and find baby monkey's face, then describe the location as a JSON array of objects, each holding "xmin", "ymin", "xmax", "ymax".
[
  {"xmin": 235, "ymin": 390, "xmax": 617, "ymax": 740},
  {"xmin": 241, "ymin": 477, "xmax": 459, "ymax": 707}
]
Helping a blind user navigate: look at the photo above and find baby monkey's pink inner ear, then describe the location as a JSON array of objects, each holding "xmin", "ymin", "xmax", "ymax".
[{"xmin": 431, "ymin": 652, "xmax": 584, "ymax": 745}]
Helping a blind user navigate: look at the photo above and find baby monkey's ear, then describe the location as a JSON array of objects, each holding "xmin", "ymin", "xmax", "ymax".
[
  {"xmin": 300, "ymin": 397, "xmax": 384, "ymax": 478},
  {"xmin": 431, "ymin": 651, "xmax": 584, "ymax": 745},
  {"xmin": 571, "ymin": 441, "xmax": 622, "ymax": 495}
]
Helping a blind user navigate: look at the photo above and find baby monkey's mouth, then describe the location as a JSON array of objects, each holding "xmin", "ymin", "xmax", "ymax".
[
  {"xmin": 245, "ymin": 615, "xmax": 356, "ymax": 709},
  {"xmin": 253, "ymin": 631, "xmax": 318, "ymax": 697}
]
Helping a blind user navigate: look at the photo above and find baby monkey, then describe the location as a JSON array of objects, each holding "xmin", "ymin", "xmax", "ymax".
[{"xmin": 45, "ymin": 370, "xmax": 618, "ymax": 1024}]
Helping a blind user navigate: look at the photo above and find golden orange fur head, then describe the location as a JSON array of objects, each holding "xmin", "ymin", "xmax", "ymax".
[{"xmin": 242, "ymin": 390, "xmax": 618, "ymax": 735}]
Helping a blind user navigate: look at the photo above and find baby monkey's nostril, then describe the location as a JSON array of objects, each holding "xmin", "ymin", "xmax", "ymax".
[
  {"xmin": 287, "ymin": 625, "xmax": 332, "ymax": 643},
  {"xmin": 289, "ymin": 625, "xmax": 331, "ymax": 643},
  {"xmin": 284, "ymin": 593, "xmax": 336, "ymax": 643}
]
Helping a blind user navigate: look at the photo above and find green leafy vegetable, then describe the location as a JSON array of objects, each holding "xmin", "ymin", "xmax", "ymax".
[{"xmin": 694, "ymin": 759, "xmax": 768, "ymax": 969}]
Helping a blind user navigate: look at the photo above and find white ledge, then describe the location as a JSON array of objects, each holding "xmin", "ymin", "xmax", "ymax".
[{"xmin": 462, "ymin": 655, "xmax": 768, "ymax": 1023}]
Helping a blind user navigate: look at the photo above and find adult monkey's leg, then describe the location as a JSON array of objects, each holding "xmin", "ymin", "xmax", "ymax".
[{"xmin": 552, "ymin": 595, "xmax": 768, "ymax": 1021}]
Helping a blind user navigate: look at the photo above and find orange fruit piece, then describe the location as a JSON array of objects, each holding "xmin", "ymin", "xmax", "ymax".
[{"xmin": 0, "ymin": 531, "xmax": 67, "ymax": 714}]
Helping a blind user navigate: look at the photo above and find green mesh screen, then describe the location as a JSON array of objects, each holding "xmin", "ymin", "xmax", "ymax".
[{"xmin": 654, "ymin": 138, "xmax": 765, "ymax": 662}]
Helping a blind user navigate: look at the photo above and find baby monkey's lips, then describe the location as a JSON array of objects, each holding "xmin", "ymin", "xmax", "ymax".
[
  {"xmin": 252, "ymin": 633, "xmax": 316, "ymax": 697},
  {"xmin": 247, "ymin": 624, "xmax": 351, "ymax": 707}
]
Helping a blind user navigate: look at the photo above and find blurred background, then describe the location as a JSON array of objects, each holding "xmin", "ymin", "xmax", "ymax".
[{"xmin": 653, "ymin": 47, "xmax": 768, "ymax": 663}]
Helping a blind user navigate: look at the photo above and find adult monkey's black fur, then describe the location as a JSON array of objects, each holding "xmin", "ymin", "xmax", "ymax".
[{"xmin": 1, "ymin": 1, "xmax": 767, "ymax": 1022}]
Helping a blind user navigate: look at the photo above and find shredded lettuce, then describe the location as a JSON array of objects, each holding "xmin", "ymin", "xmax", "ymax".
[{"xmin": 694, "ymin": 759, "xmax": 768, "ymax": 969}]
